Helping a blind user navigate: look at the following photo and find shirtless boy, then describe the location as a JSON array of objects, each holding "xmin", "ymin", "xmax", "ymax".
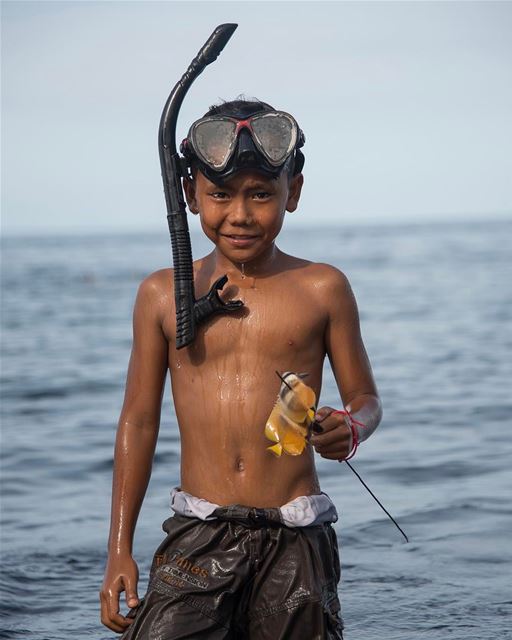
[{"xmin": 100, "ymin": 99, "xmax": 382, "ymax": 639}]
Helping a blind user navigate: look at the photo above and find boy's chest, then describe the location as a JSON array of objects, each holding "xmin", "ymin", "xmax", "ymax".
[{"xmin": 174, "ymin": 279, "xmax": 326, "ymax": 359}]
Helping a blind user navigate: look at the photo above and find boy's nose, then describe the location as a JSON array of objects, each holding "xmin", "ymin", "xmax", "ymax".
[{"xmin": 227, "ymin": 198, "xmax": 253, "ymax": 226}]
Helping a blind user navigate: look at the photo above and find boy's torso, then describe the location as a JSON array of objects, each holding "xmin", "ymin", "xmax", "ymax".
[{"xmin": 159, "ymin": 253, "xmax": 333, "ymax": 508}]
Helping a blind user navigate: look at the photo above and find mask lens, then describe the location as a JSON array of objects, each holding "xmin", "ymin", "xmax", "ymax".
[
  {"xmin": 251, "ymin": 113, "xmax": 297, "ymax": 165},
  {"xmin": 192, "ymin": 119, "xmax": 237, "ymax": 169}
]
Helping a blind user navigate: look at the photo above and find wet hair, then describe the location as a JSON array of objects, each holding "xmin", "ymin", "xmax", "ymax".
[
  {"xmin": 201, "ymin": 97, "xmax": 305, "ymax": 176},
  {"xmin": 203, "ymin": 97, "xmax": 275, "ymax": 119}
]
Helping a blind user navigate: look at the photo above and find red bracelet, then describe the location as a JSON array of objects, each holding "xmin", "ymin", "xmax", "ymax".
[{"xmin": 332, "ymin": 410, "xmax": 365, "ymax": 461}]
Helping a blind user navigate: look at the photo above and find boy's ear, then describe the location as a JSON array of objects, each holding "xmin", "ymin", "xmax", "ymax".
[
  {"xmin": 183, "ymin": 177, "xmax": 199, "ymax": 214},
  {"xmin": 286, "ymin": 173, "xmax": 304, "ymax": 213}
]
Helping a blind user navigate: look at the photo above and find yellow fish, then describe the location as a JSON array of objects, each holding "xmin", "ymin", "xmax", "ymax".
[{"xmin": 265, "ymin": 372, "xmax": 317, "ymax": 457}]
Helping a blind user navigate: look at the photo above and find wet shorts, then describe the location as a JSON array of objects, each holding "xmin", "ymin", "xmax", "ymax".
[{"xmin": 120, "ymin": 495, "xmax": 344, "ymax": 639}]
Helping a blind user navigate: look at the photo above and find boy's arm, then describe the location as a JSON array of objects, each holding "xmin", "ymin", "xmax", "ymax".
[
  {"xmin": 310, "ymin": 268, "xmax": 382, "ymax": 460},
  {"xmin": 100, "ymin": 274, "xmax": 168, "ymax": 633}
]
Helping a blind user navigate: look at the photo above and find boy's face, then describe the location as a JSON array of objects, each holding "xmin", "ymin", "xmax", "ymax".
[{"xmin": 184, "ymin": 169, "xmax": 303, "ymax": 265}]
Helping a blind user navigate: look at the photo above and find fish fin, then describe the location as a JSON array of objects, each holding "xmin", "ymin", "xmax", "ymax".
[
  {"xmin": 265, "ymin": 419, "xmax": 280, "ymax": 443},
  {"xmin": 267, "ymin": 443, "xmax": 283, "ymax": 457},
  {"xmin": 282, "ymin": 429, "xmax": 307, "ymax": 455},
  {"xmin": 282, "ymin": 440, "xmax": 306, "ymax": 455}
]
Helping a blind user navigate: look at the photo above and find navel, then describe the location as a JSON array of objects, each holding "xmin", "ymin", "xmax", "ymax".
[{"xmin": 235, "ymin": 457, "xmax": 245, "ymax": 472}]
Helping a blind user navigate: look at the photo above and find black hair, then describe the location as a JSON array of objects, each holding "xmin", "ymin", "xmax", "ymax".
[{"xmin": 203, "ymin": 97, "xmax": 275, "ymax": 118}]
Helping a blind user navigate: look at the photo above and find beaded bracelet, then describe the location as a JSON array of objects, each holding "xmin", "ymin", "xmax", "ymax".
[{"xmin": 332, "ymin": 410, "xmax": 366, "ymax": 461}]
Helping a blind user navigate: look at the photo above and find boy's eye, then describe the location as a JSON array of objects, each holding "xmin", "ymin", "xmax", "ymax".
[
  {"xmin": 253, "ymin": 191, "xmax": 271, "ymax": 200},
  {"xmin": 210, "ymin": 191, "xmax": 229, "ymax": 199}
]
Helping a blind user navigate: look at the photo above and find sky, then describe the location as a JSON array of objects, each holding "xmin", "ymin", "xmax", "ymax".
[{"xmin": 2, "ymin": 0, "xmax": 512, "ymax": 235}]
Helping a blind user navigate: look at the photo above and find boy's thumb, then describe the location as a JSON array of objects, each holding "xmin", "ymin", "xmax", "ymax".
[{"xmin": 125, "ymin": 579, "xmax": 139, "ymax": 608}]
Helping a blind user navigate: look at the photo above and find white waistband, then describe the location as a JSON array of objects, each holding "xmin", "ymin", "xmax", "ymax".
[{"xmin": 170, "ymin": 488, "xmax": 338, "ymax": 528}]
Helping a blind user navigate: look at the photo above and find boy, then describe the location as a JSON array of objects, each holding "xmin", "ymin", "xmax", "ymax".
[{"xmin": 100, "ymin": 99, "xmax": 382, "ymax": 639}]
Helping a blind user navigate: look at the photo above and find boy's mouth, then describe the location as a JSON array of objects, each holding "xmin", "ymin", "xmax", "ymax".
[{"xmin": 222, "ymin": 234, "xmax": 259, "ymax": 247}]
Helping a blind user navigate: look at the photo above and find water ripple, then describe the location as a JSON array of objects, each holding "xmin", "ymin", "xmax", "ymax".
[{"xmin": 2, "ymin": 222, "xmax": 512, "ymax": 638}]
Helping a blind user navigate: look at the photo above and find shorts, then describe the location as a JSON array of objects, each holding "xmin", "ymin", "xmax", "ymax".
[{"xmin": 120, "ymin": 499, "xmax": 343, "ymax": 639}]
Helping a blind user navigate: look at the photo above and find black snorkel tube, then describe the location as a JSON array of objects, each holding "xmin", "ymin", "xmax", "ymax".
[{"xmin": 158, "ymin": 23, "xmax": 243, "ymax": 349}]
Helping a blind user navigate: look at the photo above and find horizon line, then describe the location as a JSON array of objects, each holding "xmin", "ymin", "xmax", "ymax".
[{"xmin": 2, "ymin": 210, "xmax": 511, "ymax": 240}]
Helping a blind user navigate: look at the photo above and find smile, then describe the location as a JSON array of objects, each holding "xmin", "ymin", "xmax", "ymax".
[{"xmin": 222, "ymin": 234, "xmax": 260, "ymax": 247}]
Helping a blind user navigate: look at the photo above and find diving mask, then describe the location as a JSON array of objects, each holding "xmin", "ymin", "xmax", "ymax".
[{"xmin": 181, "ymin": 110, "xmax": 305, "ymax": 182}]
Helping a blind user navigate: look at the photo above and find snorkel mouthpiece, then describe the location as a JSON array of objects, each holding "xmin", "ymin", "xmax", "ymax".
[{"xmin": 159, "ymin": 24, "xmax": 243, "ymax": 349}]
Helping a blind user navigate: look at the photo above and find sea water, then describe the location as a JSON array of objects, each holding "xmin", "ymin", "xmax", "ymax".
[{"xmin": 1, "ymin": 220, "xmax": 511, "ymax": 639}]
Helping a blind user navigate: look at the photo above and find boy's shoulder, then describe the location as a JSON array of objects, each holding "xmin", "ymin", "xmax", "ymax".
[
  {"xmin": 300, "ymin": 259, "xmax": 349, "ymax": 282},
  {"xmin": 277, "ymin": 253, "xmax": 355, "ymax": 314},
  {"xmin": 281, "ymin": 253, "xmax": 351, "ymax": 290},
  {"xmin": 138, "ymin": 268, "xmax": 173, "ymax": 293},
  {"xmin": 134, "ymin": 268, "xmax": 174, "ymax": 316},
  {"xmin": 307, "ymin": 262, "xmax": 353, "ymax": 303}
]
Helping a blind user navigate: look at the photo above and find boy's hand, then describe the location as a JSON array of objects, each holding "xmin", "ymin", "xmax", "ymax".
[
  {"xmin": 100, "ymin": 553, "xmax": 139, "ymax": 633},
  {"xmin": 310, "ymin": 407, "xmax": 352, "ymax": 461}
]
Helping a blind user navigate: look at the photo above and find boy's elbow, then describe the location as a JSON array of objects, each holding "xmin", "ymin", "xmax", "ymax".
[
  {"xmin": 376, "ymin": 396, "xmax": 383, "ymax": 428},
  {"xmin": 366, "ymin": 393, "xmax": 383, "ymax": 428}
]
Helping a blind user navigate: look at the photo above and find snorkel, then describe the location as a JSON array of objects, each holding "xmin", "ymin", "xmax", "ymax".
[{"xmin": 158, "ymin": 23, "xmax": 243, "ymax": 349}]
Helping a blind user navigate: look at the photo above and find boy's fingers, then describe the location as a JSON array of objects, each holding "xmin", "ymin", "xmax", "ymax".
[
  {"xmin": 314, "ymin": 407, "xmax": 336, "ymax": 423},
  {"xmin": 312, "ymin": 416, "xmax": 338, "ymax": 435},
  {"xmin": 106, "ymin": 608, "xmax": 132, "ymax": 632},
  {"xmin": 316, "ymin": 439, "xmax": 350, "ymax": 454},
  {"xmin": 310, "ymin": 418, "xmax": 352, "ymax": 447},
  {"xmin": 100, "ymin": 589, "xmax": 132, "ymax": 632},
  {"xmin": 311, "ymin": 426, "xmax": 347, "ymax": 448},
  {"xmin": 321, "ymin": 450, "xmax": 348, "ymax": 460}
]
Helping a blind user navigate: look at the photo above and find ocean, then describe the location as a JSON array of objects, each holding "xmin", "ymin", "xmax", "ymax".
[{"xmin": 1, "ymin": 219, "xmax": 511, "ymax": 639}]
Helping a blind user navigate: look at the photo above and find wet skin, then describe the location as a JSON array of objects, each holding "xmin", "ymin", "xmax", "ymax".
[{"xmin": 100, "ymin": 169, "xmax": 381, "ymax": 632}]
